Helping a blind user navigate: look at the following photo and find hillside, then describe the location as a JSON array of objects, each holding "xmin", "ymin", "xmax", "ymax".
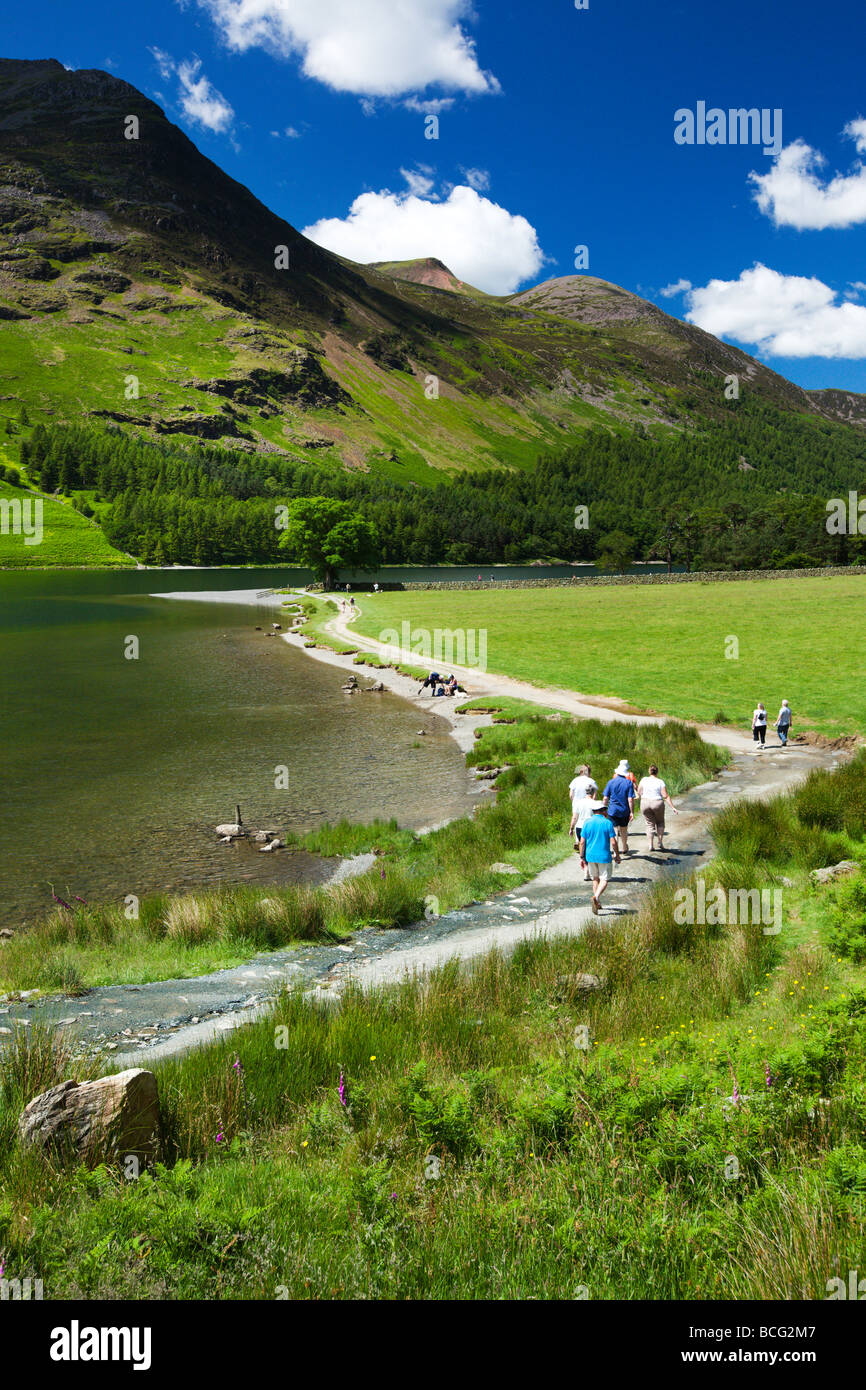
[{"xmin": 2, "ymin": 55, "xmax": 866, "ymax": 500}]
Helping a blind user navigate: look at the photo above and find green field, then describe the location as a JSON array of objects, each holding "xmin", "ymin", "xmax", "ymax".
[
  {"xmin": 0, "ymin": 476, "xmax": 132, "ymax": 567},
  {"xmin": 353, "ymin": 576, "xmax": 866, "ymax": 736}
]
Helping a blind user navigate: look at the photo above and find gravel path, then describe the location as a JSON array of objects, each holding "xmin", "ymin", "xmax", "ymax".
[{"xmin": 0, "ymin": 589, "xmax": 847, "ymax": 1068}]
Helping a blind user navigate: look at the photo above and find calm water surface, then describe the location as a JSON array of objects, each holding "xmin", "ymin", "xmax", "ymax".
[{"xmin": 0, "ymin": 570, "xmax": 485, "ymax": 930}]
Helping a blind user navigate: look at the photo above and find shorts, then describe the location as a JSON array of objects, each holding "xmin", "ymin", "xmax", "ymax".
[
  {"xmin": 642, "ymin": 802, "xmax": 665, "ymax": 830},
  {"xmin": 587, "ymin": 862, "xmax": 612, "ymax": 882},
  {"xmin": 610, "ymin": 812, "xmax": 630, "ymax": 828}
]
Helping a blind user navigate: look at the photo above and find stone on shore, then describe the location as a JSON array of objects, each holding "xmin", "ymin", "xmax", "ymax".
[
  {"xmin": 810, "ymin": 861, "xmax": 859, "ymax": 885},
  {"xmin": 216, "ymin": 822, "xmax": 245, "ymax": 838},
  {"xmin": 18, "ymin": 1068, "xmax": 160, "ymax": 1167}
]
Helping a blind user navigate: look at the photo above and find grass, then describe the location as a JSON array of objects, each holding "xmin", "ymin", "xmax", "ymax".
[
  {"xmin": 0, "ymin": 475, "xmax": 132, "ymax": 568},
  {"xmin": 2, "ymin": 756, "xmax": 866, "ymax": 1297},
  {"xmin": 351, "ymin": 577, "xmax": 866, "ymax": 736},
  {"xmin": 0, "ymin": 715, "xmax": 724, "ymax": 992}
]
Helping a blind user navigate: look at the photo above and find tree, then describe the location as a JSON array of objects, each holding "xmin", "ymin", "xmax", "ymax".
[
  {"xmin": 596, "ymin": 529, "xmax": 636, "ymax": 574},
  {"xmin": 277, "ymin": 496, "xmax": 380, "ymax": 588}
]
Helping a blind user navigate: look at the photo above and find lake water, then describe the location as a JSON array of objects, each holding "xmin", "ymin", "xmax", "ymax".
[{"xmin": 0, "ymin": 569, "xmax": 490, "ymax": 931}]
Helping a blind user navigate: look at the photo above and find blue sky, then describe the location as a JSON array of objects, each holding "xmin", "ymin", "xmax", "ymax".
[{"xmin": 8, "ymin": 0, "xmax": 866, "ymax": 389}]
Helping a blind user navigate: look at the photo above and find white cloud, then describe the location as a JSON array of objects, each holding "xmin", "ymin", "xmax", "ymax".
[
  {"xmin": 685, "ymin": 263, "xmax": 866, "ymax": 358},
  {"xmin": 404, "ymin": 95, "xmax": 456, "ymax": 115},
  {"xmin": 751, "ymin": 120, "xmax": 866, "ymax": 229},
  {"xmin": 195, "ymin": 0, "xmax": 500, "ymax": 97},
  {"xmin": 659, "ymin": 278, "xmax": 692, "ymax": 298},
  {"xmin": 303, "ymin": 176, "xmax": 544, "ymax": 295},
  {"xmin": 461, "ymin": 166, "xmax": 490, "ymax": 193},
  {"xmin": 176, "ymin": 58, "xmax": 235, "ymax": 133},
  {"xmin": 149, "ymin": 49, "xmax": 235, "ymax": 134},
  {"xmin": 400, "ymin": 166, "xmax": 437, "ymax": 198}
]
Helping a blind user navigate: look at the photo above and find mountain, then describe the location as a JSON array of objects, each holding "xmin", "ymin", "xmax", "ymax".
[{"xmin": 1, "ymin": 55, "xmax": 865, "ymax": 493}]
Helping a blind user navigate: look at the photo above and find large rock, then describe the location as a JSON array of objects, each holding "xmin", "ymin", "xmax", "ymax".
[
  {"xmin": 18, "ymin": 1069, "xmax": 160, "ymax": 1167},
  {"xmin": 810, "ymin": 861, "xmax": 859, "ymax": 886}
]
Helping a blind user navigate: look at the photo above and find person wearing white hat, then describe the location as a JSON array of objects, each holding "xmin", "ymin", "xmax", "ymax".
[
  {"xmin": 602, "ymin": 760, "xmax": 636, "ymax": 856},
  {"xmin": 775, "ymin": 700, "xmax": 792, "ymax": 747},
  {"xmin": 579, "ymin": 800, "xmax": 621, "ymax": 913}
]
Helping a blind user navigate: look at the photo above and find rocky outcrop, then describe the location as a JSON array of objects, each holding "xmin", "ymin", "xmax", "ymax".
[
  {"xmin": 810, "ymin": 861, "xmax": 859, "ymax": 885},
  {"xmin": 18, "ymin": 1068, "xmax": 160, "ymax": 1167}
]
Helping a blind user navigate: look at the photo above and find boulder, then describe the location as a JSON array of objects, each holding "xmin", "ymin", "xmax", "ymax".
[
  {"xmin": 18, "ymin": 1068, "xmax": 160, "ymax": 1167},
  {"xmin": 259, "ymin": 838, "xmax": 284, "ymax": 853},
  {"xmin": 364, "ymin": 681, "xmax": 386, "ymax": 692},
  {"xmin": 556, "ymin": 973, "xmax": 603, "ymax": 995},
  {"xmin": 215, "ymin": 823, "xmax": 245, "ymax": 838},
  {"xmin": 809, "ymin": 861, "xmax": 859, "ymax": 886},
  {"xmin": 0, "ymin": 928, "xmax": 14, "ymax": 940}
]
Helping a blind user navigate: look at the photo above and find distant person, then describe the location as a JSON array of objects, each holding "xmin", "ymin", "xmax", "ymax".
[
  {"xmin": 345, "ymin": 583, "xmax": 350, "ymax": 593},
  {"xmin": 603, "ymin": 760, "xmax": 636, "ymax": 855},
  {"xmin": 776, "ymin": 699, "xmax": 792, "ymax": 747},
  {"xmin": 445, "ymin": 675, "xmax": 459, "ymax": 696},
  {"xmin": 418, "ymin": 671, "xmax": 441, "ymax": 695},
  {"xmin": 752, "ymin": 701, "xmax": 767, "ymax": 750},
  {"xmin": 569, "ymin": 763, "xmax": 598, "ymax": 881},
  {"xmin": 636, "ymin": 764, "xmax": 679, "ymax": 852},
  {"xmin": 579, "ymin": 800, "xmax": 621, "ymax": 914},
  {"xmin": 373, "ymin": 582, "xmax": 379, "ymax": 594}
]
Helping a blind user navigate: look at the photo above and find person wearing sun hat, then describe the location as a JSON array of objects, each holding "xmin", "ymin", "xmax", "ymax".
[{"xmin": 603, "ymin": 759, "xmax": 636, "ymax": 856}]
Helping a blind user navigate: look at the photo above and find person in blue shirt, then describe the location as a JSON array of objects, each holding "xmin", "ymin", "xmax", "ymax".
[
  {"xmin": 579, "ymin": 800, "xmax": 621, "ymax": 914},
  {"xmin": 603, "ymin": 759, "xmax": 636, "ymax": 856}
]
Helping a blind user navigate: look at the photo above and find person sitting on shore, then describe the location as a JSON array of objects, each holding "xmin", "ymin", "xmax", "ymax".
[{"xmin": 444, "ymin": 675, "xmax": 459, "ymax": 696}]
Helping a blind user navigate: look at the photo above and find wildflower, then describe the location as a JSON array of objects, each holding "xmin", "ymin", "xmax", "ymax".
[
  {"xmin": 339, "ymin": 1070, "xmax": 347, "ymax": 1108},
  {"xmin": 216, "ymin": 1132, "xmax": 224, "ymax": 1143},
  {"xmin": 302, "ymin": 1140, "xmax": 308, "ymax": 1148},
  {"xmin": 764, "ymin": 1060, "xmax": 773, "ymax": 1088},
  {"xmin": 370, "ymin": 1055, "xmax": 376, "ymax": 1061}
]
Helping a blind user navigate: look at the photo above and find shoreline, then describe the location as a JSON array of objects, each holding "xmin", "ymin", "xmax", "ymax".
[{"xmin": 0, "ymin": 585, "xmax": 849, "ymax": 1067}]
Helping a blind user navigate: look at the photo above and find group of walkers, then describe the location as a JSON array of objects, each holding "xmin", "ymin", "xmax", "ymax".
[
  {"xmin": 751, "ymin": 700, "xmax": 793, "ymax": 750},
  {"xmin": 567, "ymin": 759, "xmax": 679, "ymax": 914}
]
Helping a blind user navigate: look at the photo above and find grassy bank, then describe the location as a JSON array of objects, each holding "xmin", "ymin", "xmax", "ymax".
[
  {"xmin": 0, "ymin": 715, "xmax": 723, "ymax": 992},
  {"xmin": 2, "ymin": 754, "xmax": 865, "ymax": 1299},
  {"xmin": 351, "ymin": 576, "xmax": 866, "ymax": 736}
]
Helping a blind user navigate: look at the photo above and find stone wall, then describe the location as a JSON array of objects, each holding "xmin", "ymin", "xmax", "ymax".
[{"xmin": 397, "ymin": 565, "xmax": 866, "ymax": 591}]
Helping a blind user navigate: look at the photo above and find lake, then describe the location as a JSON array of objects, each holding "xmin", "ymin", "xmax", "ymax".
[{"xmin": 0, "ymin": 569, "xmax": 490, "ymax": 931}]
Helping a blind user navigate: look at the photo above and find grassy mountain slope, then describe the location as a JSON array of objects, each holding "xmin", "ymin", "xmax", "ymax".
[{"xmin": 2, "ymin": 55, "xmax": 865, "ymax": 498}]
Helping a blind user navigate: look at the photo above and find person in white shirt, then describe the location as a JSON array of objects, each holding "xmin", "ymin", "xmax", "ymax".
[
  {"xmin": 636, "ymin": 764, "xmax": 679, "ymax": 852},
  {"xmin": 568, "ymin": 764, "xmax": 598, "ymax": 880},
  {"xmin": 752, "ymin": 702, "xmax": 767, "ymax": 750}
]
